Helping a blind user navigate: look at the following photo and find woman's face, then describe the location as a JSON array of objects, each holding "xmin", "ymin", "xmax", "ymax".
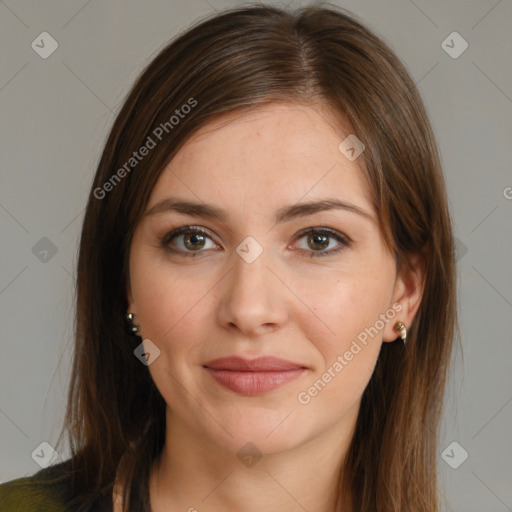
[{"xmin": 127, "ymin": 103, "xmax": 420, "ymax": 457}]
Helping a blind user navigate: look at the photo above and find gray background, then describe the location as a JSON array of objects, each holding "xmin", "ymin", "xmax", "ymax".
[{"xmin": 1, "ymin": 1, "xmax": 511, "ymax": 510}]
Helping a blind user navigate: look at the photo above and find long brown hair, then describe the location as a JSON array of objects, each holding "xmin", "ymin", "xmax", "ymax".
[{"xmin": 55, "ymin": 3, "xmax": 457, "ymax": 511}]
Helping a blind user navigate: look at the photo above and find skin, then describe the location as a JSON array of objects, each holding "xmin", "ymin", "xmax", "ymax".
[{"xmin": 120, "ymin": 102, "xmax": 425, "ymax": 512}]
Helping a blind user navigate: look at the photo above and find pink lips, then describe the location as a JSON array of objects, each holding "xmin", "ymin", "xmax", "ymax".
[{"xmin": 204, "ymin": 356, "xmax": 307, "ymax": 395}]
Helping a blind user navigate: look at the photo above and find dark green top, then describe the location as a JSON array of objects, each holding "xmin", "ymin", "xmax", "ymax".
[{"xmin": 0, "ymin": 460, "xmax": 113, "ymax": 512}]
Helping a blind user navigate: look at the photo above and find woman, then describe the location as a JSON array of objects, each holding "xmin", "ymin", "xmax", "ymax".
[{"xmin": 0, "ymin": 3, "xmax": 457, "ymax": 511}]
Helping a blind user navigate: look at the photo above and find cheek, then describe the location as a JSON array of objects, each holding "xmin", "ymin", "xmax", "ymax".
[
  {"xmin": 297, "ymin": 266, "xmax": 395, "ymax": 359},
  {"xmin": 295, "ymin": 278, "xmax": 389, "ymax": 420},
  {"xmin": 129, "ymin": 258, "xmax": 210, "ymax": 407},
  {"xmin": 131, "ymin": 245, "xmax": 192, "ymax": 327},
  {"xmin": 129, "ymin": 251, "xmax": 217, "ymax": 374}
]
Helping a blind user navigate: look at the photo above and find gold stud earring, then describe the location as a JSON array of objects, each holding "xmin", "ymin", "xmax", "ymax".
[{"xmin": 394, "ymin": 321, "xmax": 407, "ymax": 343}]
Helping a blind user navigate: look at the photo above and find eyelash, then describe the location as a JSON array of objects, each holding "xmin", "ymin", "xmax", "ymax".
[{"xmin": 159, "ymin": 225, "xmax": 350, "ymax": 258}]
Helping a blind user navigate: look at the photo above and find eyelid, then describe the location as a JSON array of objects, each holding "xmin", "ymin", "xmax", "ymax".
[
  {"xmin": 293, "ymin": 226, "xmax": 352, "ymax": 244},
  {"xmin": 160, "ymin": 225, "xmax": 218, "ymax": 247},
  {"xmin": 290, "ymin": 227, "xmax": 351, "ymax": 257}
]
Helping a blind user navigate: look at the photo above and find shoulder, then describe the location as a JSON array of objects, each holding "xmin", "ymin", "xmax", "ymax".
[
  {"xmin": 0, "ymin": 459, "xmax": 111, "ymax": 512},
  {"xmin": 0, "ymin": 460, "xmax": 75, "ymax": 512}
]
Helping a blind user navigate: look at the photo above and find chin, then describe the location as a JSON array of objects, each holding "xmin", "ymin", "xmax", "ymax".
[{"xmin": 201, "ymin": 407, "xmax": 313, "ymax": 457}]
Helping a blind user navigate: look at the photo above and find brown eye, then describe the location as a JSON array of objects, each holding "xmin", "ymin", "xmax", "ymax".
[
  {"xmin": 161, "ymin": 226, "xmax": 218, "ymax": 256},
  {"xmin": 183, "ymin": 232, "xmax": 207, "ymax": 251},
  {"xmin": 294, "ymin": 228, "xmax": 350, "ymax": 257},
  {"xmin": 307, "ymin": 233, "xmax": 330, "ymax": 251}
]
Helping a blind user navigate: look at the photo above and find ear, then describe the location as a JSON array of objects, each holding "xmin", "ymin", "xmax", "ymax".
[
  {"xmin": 382, "ymin": 252, "xmax": 426, "ymax": 342},
  {"xmin": 126, "ymin": 276, "xmax": 136, "ymax": 315}
]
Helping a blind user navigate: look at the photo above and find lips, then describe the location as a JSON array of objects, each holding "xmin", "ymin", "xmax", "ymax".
[
  {"xmin": 203, "ymin": 356, "xmax": 307, "ymax": 395},
  {"xmin": 204, "ymin": 356, "xmax": 305, "ymax": 371}
]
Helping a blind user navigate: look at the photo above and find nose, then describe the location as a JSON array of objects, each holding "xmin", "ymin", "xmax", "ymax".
[{"xmin": 217, "ymin": 247, "xmax": 289, "ymax": 338}]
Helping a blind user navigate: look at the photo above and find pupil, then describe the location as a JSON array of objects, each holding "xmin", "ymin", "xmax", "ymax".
[
  {"xmin": 310, "ymin": 234, "xmax": 328, "ymax": 250},
  {"xmin": 185, "ymin": 233, "xmax": 205, "ymax": 250}
]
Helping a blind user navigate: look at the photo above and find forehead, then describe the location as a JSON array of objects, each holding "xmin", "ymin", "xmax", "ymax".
[{"xmin": 149, "ymin": 102, "xmax": 373, "ymax": 216}]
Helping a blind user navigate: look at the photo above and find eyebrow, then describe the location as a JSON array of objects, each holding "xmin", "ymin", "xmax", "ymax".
[{"xmin": 144, "ymin": 197, "xmax": 374, "ymax": 223}]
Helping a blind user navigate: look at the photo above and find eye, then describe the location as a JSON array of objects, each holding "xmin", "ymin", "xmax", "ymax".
[
  {"xmin": 160, "ymin": 226, "xmax": 218, "ymax": 256},
  {"xmin": 160, "ymin": 225, "xmax": 350, "ymax": 258},
  {"xmin": 293, "ymin": 227, "xmax": 350, "ymax": 257}
]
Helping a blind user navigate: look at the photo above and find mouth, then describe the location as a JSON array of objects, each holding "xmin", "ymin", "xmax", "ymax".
[{"xmin": 203, "ymin": 356, "xmax": 307, "ymax": 395}]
